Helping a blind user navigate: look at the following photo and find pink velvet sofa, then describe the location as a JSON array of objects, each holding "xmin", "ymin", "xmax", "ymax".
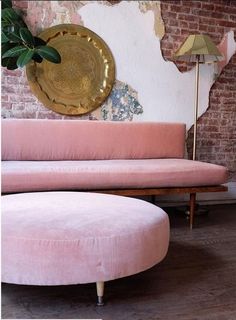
[{"xmin": 1, "ymin": 119, "xmax": 228, "ymax": 227}]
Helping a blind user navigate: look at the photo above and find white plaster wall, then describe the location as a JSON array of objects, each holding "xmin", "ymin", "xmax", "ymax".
[
  {"xmin": 79, "ymin": 1, "xmax": 236, "ymax": 129},
  {"xmin": 227, "ymin": 30, "xmax": 236, "ymax": 63}
]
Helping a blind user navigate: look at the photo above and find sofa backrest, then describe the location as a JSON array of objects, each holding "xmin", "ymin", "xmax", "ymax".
[{"xmin": 1, "ymin": 119, "xmax": 186, "ymax": 160}]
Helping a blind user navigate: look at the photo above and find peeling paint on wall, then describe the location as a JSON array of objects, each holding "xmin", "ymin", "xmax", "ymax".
[
  {"xmin": 25, "ymin": 0, "xmax": 86, "ymax": 34},
  {"xmin": 92, "ymin": 80, "xmax": 143, "ymax": 121},
  {"xmin": 215, "ymin": 31, "xmax": 236, "ymax": 77},
  {"xmin": 79, "ymin": 1, "xmax": 236, "ymax": 129},
  {"xmin": 139, "ymin": 1, "xmax": 165, "ymax": 40}
]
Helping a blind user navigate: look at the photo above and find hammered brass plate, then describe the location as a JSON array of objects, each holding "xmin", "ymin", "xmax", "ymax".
[{"xmin": 26, "ymin": 24, "xmax": 115, "ymax": 115}]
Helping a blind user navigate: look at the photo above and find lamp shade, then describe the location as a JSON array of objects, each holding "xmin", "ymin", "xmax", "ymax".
[{"xmin": 173, "ymin": 34, "xmax": 223, "ymax": 63}]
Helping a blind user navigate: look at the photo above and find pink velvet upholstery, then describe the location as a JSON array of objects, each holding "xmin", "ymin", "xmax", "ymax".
[
  {"xmin": 1, "ymin": 119, "xmax": 228, "ymax": 194},
  {"xmin": 2, "ymin": 192, "xmax": 170, "ymax": 285},
  {"xmin": 2, "ymin": 159, "xmax": 228, "ymax": 193},
  {"xmin": 1, "ymin": 119, "xmax": 186, "ymax": 160}
]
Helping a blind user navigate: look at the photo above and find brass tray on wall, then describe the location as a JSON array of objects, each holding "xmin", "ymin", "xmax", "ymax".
[{"xmin": 26, "ymin": 24, "xmax": 115, "ymax": 115}]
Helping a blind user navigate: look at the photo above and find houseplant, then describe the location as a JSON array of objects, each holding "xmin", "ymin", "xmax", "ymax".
[{"xmin": 1, "ymin": 0, "xmax": 61, "ymax": 70}]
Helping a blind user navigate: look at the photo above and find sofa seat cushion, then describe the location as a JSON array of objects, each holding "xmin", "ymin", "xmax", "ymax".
[{"xmin": 2, "ymin": 159, "xmax": 228, "ymax": 193}]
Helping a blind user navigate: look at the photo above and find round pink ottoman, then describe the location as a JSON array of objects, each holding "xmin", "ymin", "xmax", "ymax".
[{"xmin": 2, "ymin": 192, "xmax": 169, "ymax": 304}]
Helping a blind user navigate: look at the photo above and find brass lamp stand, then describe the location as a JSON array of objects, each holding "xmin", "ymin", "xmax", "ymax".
[
  {"xmin": 193, "ymin": 54, "xmax": 200, "ymax": 161},
  {"xmin": 173, "ymin": 34, "xmax": 222, "ymax": 160},
  {"xmin": 173, "ymin": 34, "xmax": 223, "ymax": 223}
]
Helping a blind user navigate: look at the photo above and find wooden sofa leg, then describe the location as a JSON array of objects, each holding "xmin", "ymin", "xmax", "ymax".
[
  {"xmin": 189, "ymin": 193, "xmax": 196, "ymax": 229},
  {"xmin": 96, "ymin": 281, "xmax": 105, "ymax": 306}
]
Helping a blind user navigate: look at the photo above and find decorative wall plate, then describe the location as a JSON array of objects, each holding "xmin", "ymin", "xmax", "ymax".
[{"xmin": 26, "ymin": 24, "xmax": 115, "ymax": 115}]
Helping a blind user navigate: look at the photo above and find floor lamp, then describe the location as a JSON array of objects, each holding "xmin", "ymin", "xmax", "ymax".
[
  {"xmin": 173, "ymin": 35, "xmax": 223, "ymax": 224},
  {"xmin": 173, "ymin": 34, "xmax": 223, "ymax": 160}
]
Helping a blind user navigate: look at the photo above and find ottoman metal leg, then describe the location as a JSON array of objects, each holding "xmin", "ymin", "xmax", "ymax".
[{"xmin": 96, "ymin": 281, "xmax": 104, "ymax": 306}]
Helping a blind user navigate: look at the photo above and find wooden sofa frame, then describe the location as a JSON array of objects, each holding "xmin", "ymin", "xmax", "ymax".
[{"xmin": 91, "ymin": 185, "xmax": 228, "ymax": 229}]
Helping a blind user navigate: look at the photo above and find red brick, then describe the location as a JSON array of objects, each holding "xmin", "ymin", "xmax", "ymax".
[
  {"xmin": 163, "ymin": 42, "xmax": 174, "ymax": 50},
  {"xmin": 13, "ymin": 111, "xmax": 37, "ymax": 119},
  {"xmin": 6, "ymin": 77, "xmax": 20, "ymax": 85},
  {"xmin": 37, "ymin": 112, "xmax": 63, "ymax": 120},
  {"xmin": 192, "ymin": 9, "xmax": 211, "ymax": 17},
  {"xmin": 199, "ymin": 16, "xmax": 214, "ymax": 24},
  {"xmin": 12, "ymin": 1, "xmax": 28, "ymax": 9},
  {"xmin": 170, "ymin": 5, "xmax": 182, "ymax": 13},
  {"xmin": 161, "ymin": 3, "xmax": 170, "ymax": 11},
  {"xmin": 218, "ymin": 20, "xmax": 235, "ymax": 27},
  {"xmin": 3, "ymin": 69, "xmax": 22, "ymax": 77},
  {"xmin": 2, "ymin": 85, "xmax": 17, "ymax": 94},
  {"xmin": 183, "ymin": 1, "xmax": 202, "ymax": 8},
  {"xmin": 207, "ymin": 25, "xmax": 216, "ymax": 33},
  {"xmin": 165, "ymin": 11, "xmax": 178, "ymax": 19},
  {"xmin": 168, "ymin": 19, "xmax": 179, "ymax": 27},
  {"xmin": 180, "ymin": 28, "xmax": 191, "ymax": 36},
  {"xmin": 1, "ymin": 95, "xmax": 9, "ymax": 101},
  {"xmin": 2, "ymin": 102, "xmax": 12, "ymax": 110},
  {"xmin": 178, "ymin": 14, "xmax": 198, "ymax": 22},
  {"xmin": 229, "ymin": 15, "xmax": 236, "ymax": 22},
  {"xmin": 215, "ymin": 5, "xmax": 236, "ymax": 15},
  {"xmin": 201, "ymin": 3, "xmax": 215, "ymax": 11},
  {"xmin": 12, "ymin": 103, "xmax": 25, "ymax": 111},
  {"xmin": 179, "ymin": 20, "xmax": 189, "ymax": 28},
  {"xmin": 162, "ymin": 49, "xmax": 172, "ymax": 58},
  {"xmin": 198, "ymin": 24, "xmax": 209, "ymax": 32},
  {"xmin": 171, "ymin": 28, "xmax": 181, "ymax": 35},
  {"xmin": 212, "ymin": 12, "xmax": 228, "ymax": 19}
]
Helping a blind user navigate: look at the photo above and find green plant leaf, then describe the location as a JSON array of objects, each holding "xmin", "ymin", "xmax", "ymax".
[
  {"xmin": 6, "ymin": 33, "xmax": 21, "ymax": 43},
  {"xmin": 1, "ymin": 20, "xmax": 11, "ymax": 28},
  {"xmin": 2, "ymin": 56, "xmax": 18, "ymax": 69},
  {"xmin": 5, "ymin": 26, "xmax": 22, "ymax": 43},
  {"xmin": 2, "ymin": 8, "xmax": 21, "ymax": 22},
  {"xmin": 1, "ymin": 31, "xmax": 9, "ymax": 43},
  {"xmin": 2, "ymin": 45, "xmax": 27, "ymax": 58},
  {"xmin": 1, "ymin": 42, "xmax": 15, "ymax": 55},
  {"xmin": 36, "ymin": 45, "xmax": 61, "ymax": 63},
  {"xmin": 16, "ymin": 49, "xmax": 34, "ymax": 68},
  {"xmin": 1, "ymin": 0, "xmax": 12, "ymax": 9},
  {"xmin": 32, "ymin": 53, "xmax": 43, "ymax": 63},
  {"xmin": 34, "ymin": 36, "xmax": 46, "ymax": 46},
  {"xmin": 2, "ymin": 24, "xmax": 14, "ymax": 33},
  {"xmin": 19, "ymin": 27, "xmax": 35, "ymax": 46},
  {"xmin": 14, "ymin": 17, "xmax": 28, "ymax": 29},
  {"xmin": 36, "ymin": 45, "xmax": 61, "ymax": 64}
]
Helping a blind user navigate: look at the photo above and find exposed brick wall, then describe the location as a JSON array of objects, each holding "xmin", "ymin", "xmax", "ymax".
[
  {"xmin": 160, "ymin": 0, "xmax": 236, "ymax": 181},
  {"xmin": 1, "ymin": 68, "xmax": 68, "ymax": 119},
  {"xmin": 189, "ymin": 54, "xmax": 236, "ymax": 181},
  {"xmin": 1, "ymin": 0, "xmax": 66, "ymax": 120},
  {"xmin": 160, "ymin": 0, "xmax": 236, "ymax": 71}
]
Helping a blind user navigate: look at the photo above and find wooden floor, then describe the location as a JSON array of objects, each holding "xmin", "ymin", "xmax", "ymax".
[{"xmin": 2, "ymin": 203, "xmax": 236, "ymax": 320}]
